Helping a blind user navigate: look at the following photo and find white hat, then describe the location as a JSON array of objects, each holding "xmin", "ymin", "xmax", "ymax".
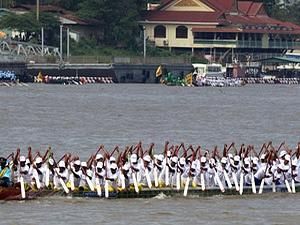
[
  {"xmin": 284, "ymin": 154, "xmax": 291, "ymax": 161},
  {"xmin": 260, "ymin": 153, "xmax": 266, "ymax": 160},
  {"xmin": 279, "ymin": 150, "xmax": 287, "ymax": 158},
  {"xmin": 292, "ymin": 159, "xmax": 298, "ymax": 166},
  {"xmin": 191, "ymin": 161, "xmax": 197, "ymax": 169},
  {"xmin": 74, "ymin": 160, "xmax": 81, "ymax": 166},
  {"xmin": 234, "ymin": 155, "xmax": 240, "ymax": 162},
  {"xmin": 81, "ymin": 162, "xmax": 87, "ymax": 167},
  {"xmin": 20, "ymin": 156, "xmax": 26, "ymax": 162},
  {"xmin": 200, "ymin": 156, "xmax": 206, "ymax": 163},
  {"xmin": 171, "ymin": 156, "xmax": 178, "ymax": 163},
  {"xmin": 58, "ymin": 161, "xmax": 65, "ymax": 168},
  {"xmin": 252, "ymin": 157, "xmax": 259, "ymax": 164},
  {"xmin": 167, "ymin": 150, "xmax": 171, "ymax": 157},
  {"xmin": 95, "ymin": 154, "xmax": 103, "ymax": 160},
  {"xmin": 221, "ymin": 157, "xmax": 227, "ymax": 164},
  {"xmin": 122, "ymin": 164, "xmax": 130, "ymax": 170},
  {"xmin": 25, "ymin": 159, "xmax": 30, "ymax": 165},
  {"xmin": 143, "ymin": 155, "xmax": 151, "ymax": 162},
  {"xmin": 244, "ymin": 157, "xmax": 250, "ymax": 165},
  {"xmin": 96, "ymin": 162, "xmax": 103, "ymax": 168},
  {"xmin": 131, "ymin": 154, "xmax": 137, "ymax": 163},
  {"xmin": 110, "ymin": 163, "xmax": 117, "ymax": 169},
  {"xmin": 209, "ymin": 158, "xmax": 216, "ymax": 165},
  {"xmin": 157, "ymin": 154, "xmax": 164, "ymax": 162},
  {"xmin": 35, "ymin": 157, "xmax": 42, "ymax": 164},
  {"xmin": 109, "ymin": 156, "xmax": 116, "ymax": 162},
  {"xmin": 48, "ymin": 158, "xmax": 54, "ymax": 165},
  {"xmin": 87, "ymin": 169, "xmax": 93, "ymax": 177},
  {"xmin": 179, "ymin": 157, "xmax": 185, "ymax": 165}
]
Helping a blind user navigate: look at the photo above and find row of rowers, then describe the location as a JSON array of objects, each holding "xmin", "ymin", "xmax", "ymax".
[{"xmin": 3, "ymin": 145, "xmax": 300, "ymax": 192}]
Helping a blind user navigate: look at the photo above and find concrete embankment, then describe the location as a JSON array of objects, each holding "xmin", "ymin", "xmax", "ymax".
[{"xmin": 25, "ymin": 63, "xmax": 193, "ymax": 83}]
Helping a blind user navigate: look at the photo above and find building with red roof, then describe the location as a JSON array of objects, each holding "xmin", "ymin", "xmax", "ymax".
[{"xmin": 141, "ymin": 0, "xmax": 300, "ymax": 63}]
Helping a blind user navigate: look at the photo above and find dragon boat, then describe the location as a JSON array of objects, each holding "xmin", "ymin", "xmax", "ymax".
[{"xmin": 1, "ymin": 183, "xmax": 299, "ymax": 201}]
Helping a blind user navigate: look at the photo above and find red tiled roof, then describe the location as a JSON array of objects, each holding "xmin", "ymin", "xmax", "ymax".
[
  {"xmin": 144, "ymin": 11, "xmax": 224, "ymax": 23},
  {"xmin": 145, "ymin": 0, "xmax": 300, "ymax": 34}
]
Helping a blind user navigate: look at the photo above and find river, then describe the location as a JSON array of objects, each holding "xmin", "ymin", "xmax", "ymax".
[{"xmin": 0, "ymin": 84, "xmax": 299, "ymax": 224}]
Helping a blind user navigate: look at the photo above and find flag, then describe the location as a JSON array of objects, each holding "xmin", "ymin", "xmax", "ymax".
[
  {"xmin": 184, "ymin": 72, "xmax": 193, "ymax": 85},
  {"xmin": 155, "ymin": 65, "xmax": 163, "ymax": 77}
]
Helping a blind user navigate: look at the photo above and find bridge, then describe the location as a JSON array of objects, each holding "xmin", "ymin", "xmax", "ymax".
[{"xmin": 0, "ymin": 39, "xmax": 61, "ymax": 59}]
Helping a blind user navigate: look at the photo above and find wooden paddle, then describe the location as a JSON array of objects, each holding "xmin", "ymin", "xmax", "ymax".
[
  {"xmin": 19, "ymin": 176, "xmax": 26, "ymax": 199},
  {"xmin": 95, "ymin": 177, "xmax": 102, "ymax": 197}
]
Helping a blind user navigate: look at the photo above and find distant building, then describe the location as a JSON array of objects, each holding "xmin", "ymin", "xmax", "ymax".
[
  {"xmin": 9, "ymin": 4, "xmax": 103, "ymax": 42},
  {"xmin": 141, "ymin": 0, "xmax": 300, "ymax": 63}
]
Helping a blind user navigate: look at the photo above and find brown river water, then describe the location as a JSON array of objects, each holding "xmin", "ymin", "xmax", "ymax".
[{"xmin": 0, "ymin": 84, "xmax": 300, "ymax": 224}]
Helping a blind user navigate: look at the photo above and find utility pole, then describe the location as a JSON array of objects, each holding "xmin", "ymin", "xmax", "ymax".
[
  {"xmin": 67, "ymin": 27, "xmax": 70, "ymax": 59},
  {"xmin": 143, "ymin": 26, "xmax": 146, "ymax": 63},
  {"xmin": 60, "ymin": 25, "xmax": 63, "ymax": 61},
  {"xmin": 36, "ymin": 0, "xmax": 40, "ymax": 21},
  {"xmin": 41, "ymin": 27, "xmax": 44, "ymax": 56}
]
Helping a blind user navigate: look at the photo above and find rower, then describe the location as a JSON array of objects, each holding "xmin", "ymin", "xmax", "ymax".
[
  {"xmin": 80, "ymin": 161, "xmax": 93, "ymax": 189},
  {"xmin": 200, "ymin": 156, "xmax": 209, "ymax": 186},
  {"xmin": 69, "ymin": 160, "xmax": 82, "ymax": 190},
  {"xmin": 168, "ymin": 156, "xmax": 178, "ymax": 186},
  {"xmin": 106, "ymin": 163, "xmax": 119, "ymax": 191},
  {"xmin": 0, "ymin": 157, "xmax": 12, "ymax": 187},
  {"xmin": 54, "ymin": 161, "xmax": 69, "ymax": 190},
  {"xmin": 31, "ymin": 157, "xmax": 45, "ymax": 189},
  {"xmin": 130, "ymin": 154, "xmax": 141, "ymax": 183},
  {"xmin": 189, "ymin": 160, "xmax": 200, "ymax": 187},
  {"xmin": 242, "ymin": 157, "xmax": 252, "ymax": 186},
  {"xmin": 141, "ymin": 155, "xmax": 153, "ymax": 187},
  {"xmin": 18, "ymin": 156, "xmax": 32, "ymax": 185},
  {"xmin": 94, "ymin": 161, "xmax": 106, "ymax": 186},
  {"xmin": 207, "ymin": 158, "xmax": 217, "ymax": 187},
  {"xmin": 45, "ymin": 158, "xmax": 55, "ymax": 188}
]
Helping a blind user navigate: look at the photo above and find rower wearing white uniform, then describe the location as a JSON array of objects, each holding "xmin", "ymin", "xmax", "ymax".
[
  {"xmin": 168, "ymin": 156, "xmax": 178, "ymax": 187},
  {"xmin": 44, "ymin": 158, "xmax": 55, "ymax": 188},
  {"xmin": 106, "ymin": 163, "xmax": 119, "ymax": 190},
  {"xmin": 242, "ymin": 157, "xmax": 252, "ymax": 186},
  {"xmin": 153, "ymin": 154, "xmax": 164, "ymax": 187},
  {"xmin": 199, "ymin": 156, "xmax": 209, "ymax": 189},
  {"xmin": 18, "ymin": 156, "xmax": 32, "ymax": 185},
  {"xmin": 140, "ymin": 155, "xmax": 153, "ymax": 188},
  {"xmin": 69, "ymin": 160, "xmax": 82, "ymax": 190},
  {"xmin": 80, "ymin": 162, "xmax": 93, "ymax": 190},
  {"xmin": 31, "ymin": 157, "xmax": 45, "ymax": 189},
  {"xmin": 54, "ymin": 161, "xmax": 69, "ymax": 190},
  {"xmin": 189, "ymin": 160, "xmax": 200, "ymax": 187},
  {"xmin": 130, "ymin": 154, "xmax": 142, "ymax": 188},
  {"xmin": 176, "ymin": 157, "xmax": 186, "ymax": 188}
]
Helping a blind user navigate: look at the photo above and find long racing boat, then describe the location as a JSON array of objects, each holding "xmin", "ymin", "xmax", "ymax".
[{"xmin": 1, "ymin": 183, "xmax": 299, "ymax": 201}]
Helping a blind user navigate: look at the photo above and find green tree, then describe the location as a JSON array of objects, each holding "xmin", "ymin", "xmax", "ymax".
[
  {"xmin": 77, "ymin": 0, "xmax": 146, "ymax": 49},
  {"xmin": 0, "ymin": 12, "xmax": 59, "ymax": 45}
]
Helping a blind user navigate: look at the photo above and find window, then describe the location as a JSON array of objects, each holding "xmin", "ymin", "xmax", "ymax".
[
  {"xmin": 176, "ymin": 26, "xmax": 188, "ymax": 39},
  {"xmin": 154, "ymin": 25, "xmax": 166, "ymax": 38}
]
